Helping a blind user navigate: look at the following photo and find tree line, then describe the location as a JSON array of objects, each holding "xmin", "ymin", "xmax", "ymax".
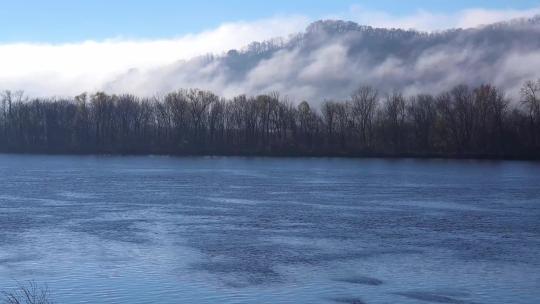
[{"xmin": 0, "ymin": 80, "xmax": 539, "ymax": 159}]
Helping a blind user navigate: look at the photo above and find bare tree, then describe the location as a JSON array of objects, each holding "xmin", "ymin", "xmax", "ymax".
[
  {"xmin": 473, "ymin": 84, "xmax": 508, "ymax": 153},
  {"xmin": 520, "ymin": 79, "xmax": 540, "ymax": 147},
  {"xmin": 2, "ymin": 281, "xmax": 53, "ymax": 304},
  {"xmin": 350, "ymin": 86, "xmax": 378, "ymax": 149},
  {"xmin": 382, "ymin": 90, "xmax": 407, "ymax": 152},
  {"xmin": 407, "ymin": 94, "xmax": 436, "ymax": 152},
  {"xmin": 0, "ymin": 82, "xmax": 537, "ymax": 158}
]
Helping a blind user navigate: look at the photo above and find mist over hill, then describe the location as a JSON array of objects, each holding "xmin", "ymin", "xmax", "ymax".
[{"xmin": 105, "ymin": 16, "xmax": 540, "ymax": 102}]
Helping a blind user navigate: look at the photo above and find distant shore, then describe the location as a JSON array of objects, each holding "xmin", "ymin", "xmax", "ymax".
[
  {"xmin": 1, "ymin": 150, "xmax": 538, "ymax": 161},
  {"xmin": 1, "ymin": 82, "xmax": 539, "ymax": 160}
]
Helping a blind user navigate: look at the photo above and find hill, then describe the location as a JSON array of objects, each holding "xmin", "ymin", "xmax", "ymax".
[{"xmin": 106, "ymin": 16, "xmax": 540, "ymax": 101}]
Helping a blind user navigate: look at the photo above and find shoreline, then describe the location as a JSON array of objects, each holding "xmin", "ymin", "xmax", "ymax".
[{"xmin": 1, "ymin": 150, "xmax": 538, "ymax": 162}]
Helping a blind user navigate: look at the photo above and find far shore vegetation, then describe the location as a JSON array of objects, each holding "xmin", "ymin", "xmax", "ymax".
[{"xmin": 1, "ymin": 80, "xmax": 539, "ymax": 160}]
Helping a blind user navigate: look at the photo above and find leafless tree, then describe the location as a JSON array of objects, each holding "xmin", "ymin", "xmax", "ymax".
[
  {"xmin": 351, "ymin": 86, "xmax": 378, "ymax": 149},
  {"xmin": 0, "ymin": 82, "xmax": 537, "ymax": 158},
  {"xmin": 520, "ymin": 79, "xmax": 540, "ymax": 147},
  {"xmin": 2, "ymin": 281, "xmax": 53, "ymax": 304}
]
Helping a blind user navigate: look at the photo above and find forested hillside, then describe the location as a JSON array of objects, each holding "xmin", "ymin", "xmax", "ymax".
[{"xmin": 106, "ymin": 17, "xmax": 540, "ymax": 101}]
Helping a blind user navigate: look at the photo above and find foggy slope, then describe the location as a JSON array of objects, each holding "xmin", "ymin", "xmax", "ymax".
[{"xmin": 105, "ymin": 16, "xmax": 540, "ymax": 102}]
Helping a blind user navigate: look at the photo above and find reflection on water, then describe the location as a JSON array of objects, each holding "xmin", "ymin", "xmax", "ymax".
[{"xmin": 0, "ymin": 155, "xmax": 539, "ymax": 303}]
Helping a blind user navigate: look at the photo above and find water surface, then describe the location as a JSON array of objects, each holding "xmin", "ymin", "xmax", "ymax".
[{"xmin": 0, "ymin": 155, "xmax": 539, "ymax": 303}]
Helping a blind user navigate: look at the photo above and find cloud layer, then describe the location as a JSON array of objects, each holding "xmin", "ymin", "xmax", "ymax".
[
  {"xmin": 0, "ymin": 6, "xmax": 539, "ymax": 100},
  {"xmin": 105, "ymin": 17, "xmax": 540, "ymax": 103},
  {"xmin": 0, "ymin": 16, "xmax": 309, "ymax": 96},
  {"xmin": 345, "ymin": 5, "xmax": 540, "ymax": 31}
]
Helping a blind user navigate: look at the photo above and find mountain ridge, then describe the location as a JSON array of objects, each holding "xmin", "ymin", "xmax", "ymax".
[{"xmin": 105, "ymin": 16, "xmax": 540, "ymax": 101}]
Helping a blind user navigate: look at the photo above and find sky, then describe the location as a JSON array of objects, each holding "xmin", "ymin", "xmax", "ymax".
[
  {"xmin": 0, "ymin": 0, "xmax": 539, "ymax": 96},
  {"xmin": 1, "ymin": 0, "xmax": 539, "ymax": 42}
]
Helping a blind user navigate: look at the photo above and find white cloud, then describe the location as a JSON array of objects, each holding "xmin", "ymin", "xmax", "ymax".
[
  {"xmin": 0, "ymin": 16, "xmax": 309, "ymax": 96},
  {"xmin": 456, "ymin": 7, "xmax": 540, "ymax": 28},
  {"xmin": 347, "ymin": 5, "xmax": 540, "ymax": 31},
  {"xmin": 0, "ymin": 5, "xmax": 539, "ymax": 98}
]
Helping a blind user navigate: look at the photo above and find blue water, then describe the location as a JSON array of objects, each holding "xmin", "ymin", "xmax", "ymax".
[{"xmin": 0, "ymin": 155, "xmax": 539, "ymax": 303}]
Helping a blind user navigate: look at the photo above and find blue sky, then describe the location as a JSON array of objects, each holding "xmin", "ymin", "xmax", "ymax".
[{"xmin": 1, "ymin": 0, "xmax": 539, "ymax": 42}]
